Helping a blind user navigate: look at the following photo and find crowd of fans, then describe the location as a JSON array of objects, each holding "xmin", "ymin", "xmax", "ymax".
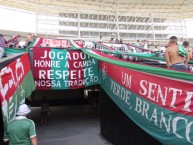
[
  {"xmin": 0, "ymin": 34, "xmax": 192, "ymax": 68},
  {"xmin": 98, "ymin": 36, "xmax": 123, "ymax": 44},
  {"xmin": 0, "ymin": 33, "xmax": 37, "ymax": 59},
  {"xmin": 133, "ymin": 40, "xmax": 148, "ymax": 49}
]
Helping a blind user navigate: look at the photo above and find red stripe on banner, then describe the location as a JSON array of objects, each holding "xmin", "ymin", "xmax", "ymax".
[
  {"xmin": 33, "ymin": 47, "xmax": 52, "ymax": 90},
  {"xmin": 100, "ymin": 43, "xmax": 114, "ymax": 50},
  {"xmin": 74, "ymin": 40, "xmax": 84, "ymax": 48},
  {"xmin": 100, "ymin": 61, "xmax": 193, "ymax": 117},
  {"xmin": 68, "ymin": 50, "xmax": 85, "ymax": 89},
  {"xmin": 6, "ymin": 35, "xmax": 19, "ymax": 44},
  {"xmin": 93, "ymin": 50, "xmax": 127, "ymax": 61},
  {"xmin": 127, "ymin": 44, "xmax": 152, "ymax": 52},
  {"xmin": 0, "ymin": 53, "xmax": 31, "ymax": 105},
  {"xmin": 34, "ymin": 38, "xmax": 43, "ymax": 47}
]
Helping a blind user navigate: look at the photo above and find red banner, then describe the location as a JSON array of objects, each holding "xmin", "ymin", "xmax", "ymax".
[
  {"xmin": 42, "ymin": 39, "xmax": 70, "ymax": 48},
  {"xmin": 33, "ymin": 47, "xmax": 99, "ymax": 90},
  {"xmin": 0, "ymin": 53, "xmax": 31, "ymax": 106},
  {"xmin": 100, "ymin": 61, "xmax": 193, "ymax": 117}
]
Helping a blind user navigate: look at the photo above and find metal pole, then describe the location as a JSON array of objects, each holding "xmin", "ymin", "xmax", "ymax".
[
  {"xmin": 151, "ymin": 13, "xmax": 155, "ymax": 41},
  {"xmin": 116, "ymin": 1, "xmax": 120, "ymax": 40},
  {"xmin": 35, "ymin": 0, "xmax": 38, "ymax": 35},
  {"xmin": 184, "ymin": 19, "xmax": 188, "ymax": 41},
  {"xmin": 78, "ymin": 7, "xmax": 81, "ymax": 39},
  {"xmin": 180, "ymin": 20, "xmax": 184, "ymax": 41}
]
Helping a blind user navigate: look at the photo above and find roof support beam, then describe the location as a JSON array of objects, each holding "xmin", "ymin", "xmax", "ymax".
[
  {"xmin": 116, "ymin": 0, "xmax": 120, "ymax": 39},
  {"xmin": 151, "ymin": 13, "xmax": 155, "ymax": 40}
]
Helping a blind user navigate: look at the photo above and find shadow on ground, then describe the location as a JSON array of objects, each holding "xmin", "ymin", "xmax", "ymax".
[{"xmin": 31, "ymin": 106, "xmax": 112, "ymax": 145}]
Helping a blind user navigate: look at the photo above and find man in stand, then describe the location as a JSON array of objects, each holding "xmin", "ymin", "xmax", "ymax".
[
  {"xmin": 183, "ymin": 40, "xmax": 192, "ymax": 65},
  {"xmin": 165, "ymin": 36, "xmax": 187, "ymax": 71},
  {"xmin": 0, "ymin": 34, "xmax": 7, "ymax": 59}
]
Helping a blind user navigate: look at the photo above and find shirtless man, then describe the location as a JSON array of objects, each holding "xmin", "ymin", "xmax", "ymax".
[
  {"xmin": 183, "ymin": 41, "xmax": 192, "ymax": 65},
  {"xmin": 165, "ymin": 36, "xmax": 187, "ymax": 71}
]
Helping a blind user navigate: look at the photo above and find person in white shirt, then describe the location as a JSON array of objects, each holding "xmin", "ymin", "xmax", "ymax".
[
  {"xmin": 98, "ymin": 36, "xmax": 103, "ymax": 43},
  {"xmin": 143, "ymin": 40, "xmax": 148, "ymax": 49},
  {"xmin": 135, "ymin": 40, "xmax": 140, "ymax": 47}
]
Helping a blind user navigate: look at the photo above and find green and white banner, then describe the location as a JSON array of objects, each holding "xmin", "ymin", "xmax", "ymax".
[
  {"xmin": 82, "ymin": 49, "xmax": 193, "ymax": 81},
  {"xmin": 0, "ymin": 53, "xmax": 35, "ymax": 127},
  {"xmin": 33, "ymin": 47, "xmax": 99, "ymax": 89},
  {"xmin": 100, "ymin": 61, "xmax": 193, "ymax": 145}
]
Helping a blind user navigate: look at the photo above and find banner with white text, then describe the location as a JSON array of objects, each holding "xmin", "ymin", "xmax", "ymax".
[
  {"xmin": 100, "ymin": 61, "xmax": 193, "ymax": 145},
  {"xmin": 33, "ymin": 47, "xmax": 99, "ymax": 89},
  {"xmin": 0, "ymin": 53, "xmax": 35, "ymax": 127},
  {"xmin": 41, "ymin": 39, "xmax": 70, "ymax": 48}
]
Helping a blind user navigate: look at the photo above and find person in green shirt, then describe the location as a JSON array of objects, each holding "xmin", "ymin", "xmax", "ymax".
[{"xmin": 3, "ymin": 104, "xmax": 37, "ymax": 145}]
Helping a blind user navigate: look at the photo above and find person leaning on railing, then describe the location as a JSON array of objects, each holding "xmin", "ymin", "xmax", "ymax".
[
  {"xmin": 165, "ymin": 36, "xmax": 188, "ymax": 71},
  {"xmin": 0, "ymin": 34, "xmax": 7, "ymax": 59}
]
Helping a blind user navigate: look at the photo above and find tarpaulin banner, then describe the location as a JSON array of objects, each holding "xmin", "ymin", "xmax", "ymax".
[
  {"xmin": 42, "ymin": 39, "xmax": 70, "ymax": 48},
  {"xmin": 28, "ymin": 37, "xmax": 43, "ymax": 48},
  {"xmin": 33, "ymin": 47, "xmax": 99, "ymax": 89},
  {"xmin": 127, "ymin": 44, "xmax": 152, "ymax": 53},
  {"xmin": 6, "ymin": 35, "xmax": 20, "ymax": 45},
  {"xmin": 102, "ymin": 43, "xmax": 129, "ymax": 52},
  {"xmin": 0, "ymin": 53, "xmax": 35, "ymax": 126},
  {"xmin": 100, "ymin": 61, "xmax": 193, "ymax": 145}
]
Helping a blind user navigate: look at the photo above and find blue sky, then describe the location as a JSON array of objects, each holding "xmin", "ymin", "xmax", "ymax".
[{"xmin": 0, "ymin": 6, "xmax": 193, "ymax": 38}]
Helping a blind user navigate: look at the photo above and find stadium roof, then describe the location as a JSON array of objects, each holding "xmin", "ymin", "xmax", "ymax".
[{"xmin": 0, "ymin": 0, "xmax": 193, "ymax": 19}]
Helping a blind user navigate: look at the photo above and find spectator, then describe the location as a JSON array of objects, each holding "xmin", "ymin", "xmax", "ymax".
[
  {"xmin": 143, "ymin": 40, "xmax": 148, "ymax": 49},
  {"xmin": 0, "ymin": 34, "xmax": 7, "ymax": 59},
  {"xmin": 33, "ymin": 35, "xmax": 37, "ymax": 40},
  {"xmin": 15, "ymin": 43, "xmax": 21, "ymax": 49},
  {"xmin": 115, "ymin": 38, "xmax": 119, "ymax": 44},
  {"xmin": 135, "ymin": 40, "xmax": 140, "ymax": 47},
  {"xmin": 141, "ymin": 40, "xmax": 144, "ymax": 47},
  {"xmin": 129, "ymin": 48, "xmax": 137, "ymax": 61},
  {"xmin": 4, "ymin": 104, "xmax": 37, "ymax": 145},
  {"xmin": 165, "ymin": 36, "xmax": 187, "ymax": 70},
  {"xmin": 109, "ymin": 38, "xmax": 114, "ymax": 43},
  {"xmin": 183, "ymin": 41, "xmax": 192, "ymax": 65},
  {"xmin": 98, "ymin": 36, "xmax": 103, "ymax": 43},
  {"xmin": 40, "ymin": 96, "xmax": 50, "ymax": 126},
  {"xmin": 120, "ymin": 39, "xmax": 123, "ymax": 44},
  {"xmin": 26, "ymin": 33, "xmax": 33, "ymax": 47}
]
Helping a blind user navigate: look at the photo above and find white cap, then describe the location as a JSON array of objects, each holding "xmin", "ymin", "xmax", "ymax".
[{"xmin": 16, "ymin": 104, "xmax": 31, "ymax": 116}]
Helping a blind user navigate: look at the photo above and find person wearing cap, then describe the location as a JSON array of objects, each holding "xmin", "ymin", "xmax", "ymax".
[{"xmin": 3, "ymin": 104, "xmax": 37, "ymax": 145}]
